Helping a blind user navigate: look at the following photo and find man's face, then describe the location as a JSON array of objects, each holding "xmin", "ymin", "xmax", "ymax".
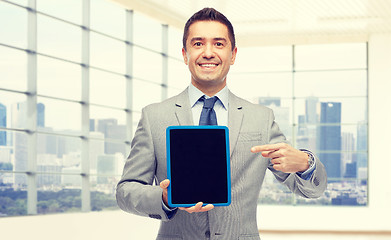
[{"xmin": 182, "ymin": 21, "xmax": 237, "ymax": 93}]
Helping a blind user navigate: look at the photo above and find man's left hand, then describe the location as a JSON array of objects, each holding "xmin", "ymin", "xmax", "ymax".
[{"xmin": 251, "ymin": 143, "xmax": 309, "ymax": 173}]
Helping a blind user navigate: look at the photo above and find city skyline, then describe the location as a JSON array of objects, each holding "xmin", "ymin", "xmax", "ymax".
[
  {"xmin": 0, "ymin": 100, "xmax": 126, "ymax": 190},
  {"xmin": 0, "ymin": 97, "xmax": 368, "ymax": 177},
  {"xmin": 258, "ymin": 96, "xmax": 368, "ymax": 206},
  {"xmin": 0, "ymin": 94, "xmax": 368, "ymax": 212}
]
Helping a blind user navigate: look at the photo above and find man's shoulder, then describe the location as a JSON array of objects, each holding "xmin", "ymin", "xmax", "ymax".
[{"xmin": 145, "ymin": 95, "xmax": 175, "ymax": 109}]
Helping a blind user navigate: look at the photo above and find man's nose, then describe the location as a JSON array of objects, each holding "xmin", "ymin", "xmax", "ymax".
[{"xmin": 202, "ymin": 44, "xmax": 215, "ymax": 59}]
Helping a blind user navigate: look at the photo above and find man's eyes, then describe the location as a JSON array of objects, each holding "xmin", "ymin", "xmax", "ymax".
[{"xmin": 193, "ymin": 42, "xmax": 224, "ymax": 47}]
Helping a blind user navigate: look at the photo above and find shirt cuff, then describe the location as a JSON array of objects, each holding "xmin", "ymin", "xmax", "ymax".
[
  {"xmin": 162, "ymin": 200, "xmax": 178, "ymax": 219},
  {"xmin": 296, "ymin": 149, "xmax": 316, "ymax": 180}
]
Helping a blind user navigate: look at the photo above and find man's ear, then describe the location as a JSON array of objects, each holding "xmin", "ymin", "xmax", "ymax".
[
  {"xmin": 231, "ymin": 47, "xmax": 237, "ymax": 65},
  {"xmin": 182, "ymin": 48, "xmax": 188, "ymax": 65}
]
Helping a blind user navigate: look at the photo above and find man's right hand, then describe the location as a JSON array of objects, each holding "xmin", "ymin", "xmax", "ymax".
[
  {"xmin": 160, "ymin": 179, "xmax": 170, "ymax": 206},
  {"xmin": 179, "ymin": 202, "xmax": 214, "ymax": 213},
  {"xmin": 159, "ymin": 179, "xmax": 214, "ymax": 213}
]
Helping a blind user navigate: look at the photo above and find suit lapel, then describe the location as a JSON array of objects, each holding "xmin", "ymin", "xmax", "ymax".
[
  {"xmin": 173, "ymin": 88, "xmax": 243, "ymax": 155},
  {"xmin": 228, "ymin": 91, "xmax": 243, "ymax": 157},
  {"xmin": 174, "ymin": 88, "xmax": 194, "ymax": 126}
]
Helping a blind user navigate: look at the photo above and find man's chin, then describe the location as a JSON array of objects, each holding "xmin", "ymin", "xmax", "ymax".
[
  {"xmin": 192, "ymin": 78, "xmax": 226, "ymax": 89},
  {"xmin": 196, "ymin": 79, "xmax": 222, "ymax": 85}
]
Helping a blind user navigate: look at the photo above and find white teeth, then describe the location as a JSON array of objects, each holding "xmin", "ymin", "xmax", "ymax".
[{"xmin": 200, "ymin": 64, "xmax": 217, "ymax": 67}]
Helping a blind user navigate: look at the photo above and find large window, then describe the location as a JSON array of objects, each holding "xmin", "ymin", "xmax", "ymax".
[
  {"xmin": 0, "ymin": 0, "xmax": 368, "ymax": 218},
  {"xmin": 230, "ymin": 43, "xmax": 368, "ymax": 206},
  {"xmin": 0, "ymin": 0, "xmax": 176, "ymax": 216}
]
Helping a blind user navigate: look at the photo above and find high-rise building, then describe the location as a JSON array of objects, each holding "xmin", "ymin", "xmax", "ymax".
[
  {"xmin": 37, "ymin": 103, "xmax": 45, "ymax": 127},
  {"xmin": 356, "ymin": 122, "xmax": 368, "ymax": 182},
  {"xmin": 94, "ymin": 118, "xmax": 127, "ymax": 156},
  {"xmin": 296, "ymin": 97, "xmax": 319, "ymax": 150},
  {"xmin": 296, "ymin": 115, "xmax": 309, "ymax": 149},
  {"xmin": 89, "ymin": 119, "xmax": 96, "ymax": 132},
  {"xmin": 89, "ymin": 131, "xmax": 105, "ymax": 171},
  {"xmin": 318, "ymin": 102, "xmax": 342, "ymax": 180},
  {"xmin": 37, "ymin": 129, "xmax": 57, "ymax": 155},
  {"xmin": 345, "ymin": 161, "xmax": 357, "ymax": 178},
  {"xmin": 258, "ymin": 97, "xmax": 281, "ymax": 107},
  {"xmin": 97, "ymin": 119, "xmax": 117, "ymax": 135},
  {"xmin": 37, "ymin": 153, "xmax": 62, "ymax": 188},
  {"xmin": 0, "ymin": 103, "xmax": 6, "ymax": 146},
  {"xmin": 11, "ymin": 102, "xmax": 45, "ymax": 128},
  {"xmin": 342, "ymin": 132, "xmax": 356, "ymax": 178},
  {"xmin": 258, "ymin": 97, "xmax": 291, "ymax": 141},
  {"xmin": 97, "ymin": 154, "xmax": 119, "ymax": 184},
  {"xmin": 305, "ymin": 97, "xmax": 319, "ymax": 151},
  {"xmin": 105, "ymin": 124, "xmax": 127, "ymax": 156},
  {"xmin": 0, "ymin": 146, "xmax": 12, "ymax": 164},
  {"xmin": 62, "ymin": 165, "xmax": 81, "ymax": 186},
  {"xmin": 356, "ymin": 122, "xmax": 368, "ymax": 168},
  {"xmin": 305, "ymin": 97, "xmax": 318, "ymax": 124},
  {"xmin": 14, "ymin": 131, "xmax": 28, "ymax": 188},
  {"xmin": 13, "ymin": 102, "xmax": 46, "ymax": 187}
]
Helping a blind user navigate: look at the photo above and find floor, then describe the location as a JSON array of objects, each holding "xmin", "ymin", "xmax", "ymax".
[
  {"xmin": 260, "ymin": 232, "xmax": 391, "ymax": 240},
  {"xmin": 1, "ymin": 211, "xmax": 390, "ymax": 240}
]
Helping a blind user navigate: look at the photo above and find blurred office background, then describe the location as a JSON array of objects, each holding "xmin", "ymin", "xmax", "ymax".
[{"xmin": 0, "ymin": 0, "xmax": 390, "ymax": 239}]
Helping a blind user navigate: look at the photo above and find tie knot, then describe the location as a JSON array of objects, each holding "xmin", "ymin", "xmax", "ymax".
[{"xmin": 201, "ymin": 96, "xmax": 218, "ymax": 109}]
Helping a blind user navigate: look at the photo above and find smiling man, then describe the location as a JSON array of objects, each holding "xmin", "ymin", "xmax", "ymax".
[
  {"xmin": 116, "ymin": 8, "xmax": 327, "ymax": 240},
  {"xmin": 182, "ymin": 20, "xmax": 237, "ymax": 97}
]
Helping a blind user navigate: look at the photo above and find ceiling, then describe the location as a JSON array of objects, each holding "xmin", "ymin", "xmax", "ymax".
[{"xmin": 112, "ymin": 0, "xmax": 391, "ymax": 46}]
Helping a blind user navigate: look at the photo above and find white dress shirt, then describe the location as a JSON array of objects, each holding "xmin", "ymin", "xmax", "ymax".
[{"xmin": 188, "ymin": 83, "xmax": 228, "ymax": 126}]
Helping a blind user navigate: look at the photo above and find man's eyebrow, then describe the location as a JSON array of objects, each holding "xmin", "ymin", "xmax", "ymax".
[
  {"xmin": 213, "ymin": 37, "xmax": 227, "ymax": 42},
  {"xmin": 190, "ymin": 37, "xmax": 227, "ymax": 42},
  {"xmin": 190, "ymin": 37, "xmax": 204, "ymax": 42}
]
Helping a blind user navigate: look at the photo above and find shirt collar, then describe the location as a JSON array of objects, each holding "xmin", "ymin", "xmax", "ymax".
[{"xmin": 188, "ymin": 83, "xmax": 228, "ymax": 110}]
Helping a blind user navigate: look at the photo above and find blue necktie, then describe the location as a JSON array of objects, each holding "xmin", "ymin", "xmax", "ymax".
[{"xmin": 199, "ymin": 96, "xmax": 218, "ymax": 125}]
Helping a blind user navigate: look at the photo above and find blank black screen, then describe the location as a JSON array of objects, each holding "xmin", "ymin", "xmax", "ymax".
[{"xmin": 169, "ymin": 128, "xmax": 228, "ymax": 205}]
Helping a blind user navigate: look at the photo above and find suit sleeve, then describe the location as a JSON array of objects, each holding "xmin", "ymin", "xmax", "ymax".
[
  {"xmin": 266, "ymin": 109, "xmax": 327, "ymax": 198},
  {"xmin": 116, "ymin": 108, "xmax": 171, "ymax": 221}
]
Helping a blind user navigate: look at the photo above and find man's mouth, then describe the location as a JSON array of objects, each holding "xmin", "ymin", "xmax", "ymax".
[{"xmin": 198, "ymin": 63, "xmax": 219, "ymax": 69}]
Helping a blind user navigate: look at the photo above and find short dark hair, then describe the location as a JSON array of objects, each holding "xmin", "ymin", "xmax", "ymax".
[{"xmin": 183, "ymin": 8, "xmax": 236, "ymax": 51}]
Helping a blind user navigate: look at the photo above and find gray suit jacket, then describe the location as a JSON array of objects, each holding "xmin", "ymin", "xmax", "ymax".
[{"xmin": 116, "ymin": 88, "xmax": 327, "ymax": 240}]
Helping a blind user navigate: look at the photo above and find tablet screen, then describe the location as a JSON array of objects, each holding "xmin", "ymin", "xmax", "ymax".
[{"xmin": 166, "ymin": 126, "xmax": 231, "ymax": 207}]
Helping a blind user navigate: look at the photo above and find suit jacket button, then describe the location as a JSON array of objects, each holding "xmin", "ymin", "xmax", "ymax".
[
  {"xmin": 148, "ymin": 214, "xmax": 162, "ymax": 219},
  {"xmin": 205, "ymin": 230, "xmax": 210, "ymax": 238},
  {"xmin": 314, "ymin": 177, "xmax": 320, "ymax": 186}
]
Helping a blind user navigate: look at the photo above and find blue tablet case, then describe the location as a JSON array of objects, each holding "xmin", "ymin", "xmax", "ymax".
[{"xmin": 166, "ymin": 126, "xmax": 231, "ymax": 208}]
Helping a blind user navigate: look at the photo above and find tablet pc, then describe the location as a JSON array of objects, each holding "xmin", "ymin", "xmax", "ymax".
[{"xmin": 166, "ymin": 125, "xmax": 231, "ymax": 208}]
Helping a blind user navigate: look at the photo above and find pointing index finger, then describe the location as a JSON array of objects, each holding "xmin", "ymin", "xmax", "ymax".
[{"xmin": 251, "ymin": 143, "xmax": 284, "ymax": 153}]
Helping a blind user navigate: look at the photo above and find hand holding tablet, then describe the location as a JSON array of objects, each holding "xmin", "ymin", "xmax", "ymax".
[{"xmin": 160, "ymin": 179, "xmax": 214, "ymax": 213}]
